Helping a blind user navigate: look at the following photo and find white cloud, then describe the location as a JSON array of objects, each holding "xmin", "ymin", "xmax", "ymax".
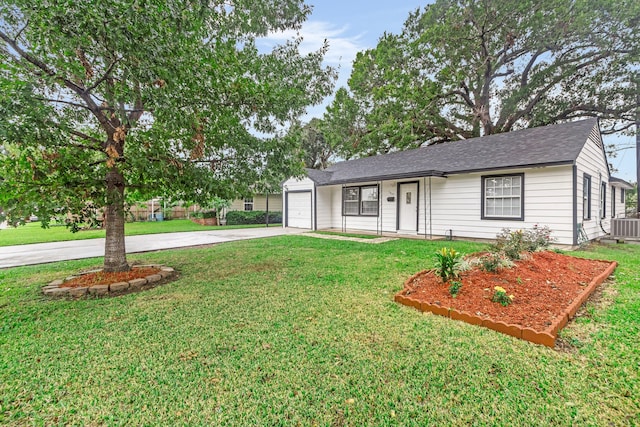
[{"xmin": 260, "ymin": 21, "xmax": 366, "ymax": 66}]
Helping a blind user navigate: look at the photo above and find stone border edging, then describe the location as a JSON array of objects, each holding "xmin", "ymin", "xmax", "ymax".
[
  {"xmin": 395, "ymin": 260, "xmax": 618, "ymax": 348},
  {"xmin": 42, "ymin": 264, "xmax": 176, "ymax": 298}
]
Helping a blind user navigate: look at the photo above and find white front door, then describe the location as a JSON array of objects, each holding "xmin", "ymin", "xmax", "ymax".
[{"xmin": 398, "ymin": 182, "xmax": 418, "ymax": 232}]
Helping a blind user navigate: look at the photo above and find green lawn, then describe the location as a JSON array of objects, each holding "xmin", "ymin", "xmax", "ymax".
[
  {"xmin": 0, "ymin": 237, "xmax": 638, "ymax": 425},
  {"xmin": 0, "ymin": 220, "xmax": 280, "ymax": 247}
]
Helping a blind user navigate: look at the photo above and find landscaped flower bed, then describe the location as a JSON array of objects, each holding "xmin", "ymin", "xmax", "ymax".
[
  {"xmin": 396, "ymin": 251, "xmax": 617, "ymax": 347},
  {"xmin": 42, "ymin": 264, "xmax": 176, "ymax": 298}
]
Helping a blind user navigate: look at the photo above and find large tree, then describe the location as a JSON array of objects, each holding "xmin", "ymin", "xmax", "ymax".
[
  {"xmin": 0, "ymin": 0, "xmax": 334, "ymax": 271},
  {"xmin": 330, "ymin": 0, "xmax": 640, "ymax": 157}
]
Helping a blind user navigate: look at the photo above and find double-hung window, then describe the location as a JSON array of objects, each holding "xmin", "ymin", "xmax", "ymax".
[
  {"xmin": 342, "ymin": 185, "xmax": 379, "ymax": 216},
  {"xmin": 583, "ymin": 175, "xmax": 591, "ymax": 220},
  {"xmin": 482, "ymin": 174, "xmax": 524, "ymax": 220}
]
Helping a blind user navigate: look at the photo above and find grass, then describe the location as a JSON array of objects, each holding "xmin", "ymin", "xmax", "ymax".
[
  {"xmin": 0, "ymin": 237, "xmax": 638, "ymax": 425},
  {"xmin": 0, "ymin": 220, "xmax": 281, "ymax": 247}
]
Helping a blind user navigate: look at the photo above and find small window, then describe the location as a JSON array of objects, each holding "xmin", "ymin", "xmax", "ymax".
[
  {"xmin": 621, "ymin": 188, "xmax": 625, "ymax": 203},
  {"xmin": 244, "ymin": 197, "xmax": 254, "ymax": 211},
  {"xmin": 482, "ymin": 174, "xmax": 523, "ymax": 220},
  {"xmin": 343, "ymin": 185, "xmax": 379, "ymax": 216},
  {"xmin": 601, "ymin": 182, "xmax": 606, "ymax": 219},
  {"xmin": 583, "ymin": 175, "xmax": 591, "ymax": 220},
  {"xmin": 611, "ymin": 187, "xmax": 616, "ymax": 218}
]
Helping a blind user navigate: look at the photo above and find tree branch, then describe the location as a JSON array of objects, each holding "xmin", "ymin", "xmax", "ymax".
[
  {"xmin": 84, "ymin": 57, "xmax": 122, "ymax": 93},
  {"xmin": 35, "ymin": 97, "xmax": 92, "ymax": 110}
]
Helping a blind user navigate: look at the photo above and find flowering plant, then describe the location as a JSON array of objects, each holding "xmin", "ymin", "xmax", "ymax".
[{"xmin": 491, "ymin": 286, "xmax": 514, "ymax": 307}]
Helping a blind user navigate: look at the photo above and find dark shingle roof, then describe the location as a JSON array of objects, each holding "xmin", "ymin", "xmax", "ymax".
[{"xmin": 307, "ymin": 119, "xmax": 599, "ymax": 186}]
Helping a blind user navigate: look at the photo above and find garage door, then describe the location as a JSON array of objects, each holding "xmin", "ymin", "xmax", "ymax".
[{"xmin": 287, "ymin": 192, "xmax": 312, "ymax": 229}]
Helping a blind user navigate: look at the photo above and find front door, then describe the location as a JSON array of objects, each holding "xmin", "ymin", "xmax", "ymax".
[{"xmin": 398, "ymin": 182, "xmax": 418, "ymax": 232}]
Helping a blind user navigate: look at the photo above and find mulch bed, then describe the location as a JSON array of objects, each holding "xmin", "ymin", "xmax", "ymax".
[
  {"xmin": 401, "ymin": 251, "xmax": 613, "ymax": 331},
  {"xmin": 61, "ymin": 267, "xmax": 162, "ymax": 288}
]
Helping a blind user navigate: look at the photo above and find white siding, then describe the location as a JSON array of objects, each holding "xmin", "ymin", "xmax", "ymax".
[
  {"xmin": 313, "ymin": 165, "xmax": 576, "ymax": 244},
  {"xmin": 611, "ymin": 185, "xmax": 627, "ymax": 219},
  {"xmin": 430, "ymin": 166, "xmax": 574, "ymax": 244},
  {"xmin": 576, "ymin": 129, "xmax": 611, "ymax": 240},
  {"xmin": 316, "ymin": 186, "xmax": 333, "ymax": 229}
]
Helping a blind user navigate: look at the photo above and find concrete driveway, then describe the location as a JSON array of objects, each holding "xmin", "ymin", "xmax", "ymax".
[{"xmin": 0, "ymin": 227, "xmax": 307, "ymax": 269}]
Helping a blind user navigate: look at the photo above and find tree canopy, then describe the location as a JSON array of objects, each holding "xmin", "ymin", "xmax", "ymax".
[
  {"xmin": 326, "ymin": 0, "xmax": 640, "ymax": 157},
  {"xmin": 0, "ymin": 0, "xmax": 335, "ymax": 270}
]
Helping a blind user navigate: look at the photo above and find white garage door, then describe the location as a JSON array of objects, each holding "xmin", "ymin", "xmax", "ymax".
[{"xmin": 287, "ymin": 192, "xmax": 312, "ymax": 229}]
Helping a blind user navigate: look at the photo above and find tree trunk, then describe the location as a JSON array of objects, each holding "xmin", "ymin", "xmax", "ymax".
[{"xmin": 103, "ymin": 167, "xmax": 129, "ymax": 272}]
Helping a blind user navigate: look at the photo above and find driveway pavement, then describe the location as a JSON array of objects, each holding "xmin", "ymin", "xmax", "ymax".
[{"xmin": 0, "ymin": 227, "xmax": 307, "ymax": 269}]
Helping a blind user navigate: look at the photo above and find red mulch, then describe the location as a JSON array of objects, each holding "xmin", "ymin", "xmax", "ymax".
[
  {"xmin": 401, "ymin": 251, "xmax": 612, "ymax": 331},
  {"xmin": 61, "ymin": 268, "xmax": 161, "ymax": 288}
]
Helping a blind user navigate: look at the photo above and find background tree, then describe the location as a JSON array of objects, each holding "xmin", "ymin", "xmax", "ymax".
[
  {"xmin": 299, "ymin": 118, "xmax": 332, "ymax": 169},
  {"xmin": 0, "ymin": 0, "xmax": 334, "ymax": 271},
  {"xmin": 333, "ymin": 0, "xmax": 640, "ymax": 156}
]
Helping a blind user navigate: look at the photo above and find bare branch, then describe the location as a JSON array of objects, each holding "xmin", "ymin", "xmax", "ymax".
[
  {"xmin": 35, "ymin": 97, "xmax": 92, "ymax": 110},
  {"xmin": 69, "ymin": 129, "xmax": 105, "ymax": 147}
]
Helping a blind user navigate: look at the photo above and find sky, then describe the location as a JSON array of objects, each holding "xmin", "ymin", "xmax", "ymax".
[{"xmin": 262, "ymin": 0, "xmax": 637, "ymax": 183}]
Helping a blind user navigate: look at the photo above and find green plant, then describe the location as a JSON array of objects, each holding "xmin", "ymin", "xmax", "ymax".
[
  {"xmin": 516, "ymin": 276, "xmax": 523, "ymax": 285},
  {"xmin": 480, "ymin": 253, "xmax": 502, "ymax": 272},
  {"xmin": 192, "ymin": 210, "xmax": 217, "ymax": 219},
  {"xmin": 448, "ymin": 280, "xmax": 463, "ymax": 298},
  {"xmin": 212, "ymin": 197, "xmax": 232, "ymax": 220},
  {"xmin": 491, "ymin": 286, "xmax": 514, "ymax": 307},
  {"xmin": 434, "ymin": 247, "xmax": 462, "ymax": 283},
  {"xmin": 493, "ymin": 225, "xmax": 555, "ymax": 260},
  {"xmin": 226, "ymin": 210, "xmax": 282, "ymax": 225}
]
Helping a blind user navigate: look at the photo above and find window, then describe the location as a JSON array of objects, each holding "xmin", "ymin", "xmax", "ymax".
[
  {"xmin": 244, "ymin": 197, "xmax": 253, "ymax": 211},
  {"xmin": 601, "ymin": 182, "xmax": 606, "ymax": 219},
  {"xmin": 342, "ymin": 185, "xmax": 379, "ymax": 216},
  {"xmin": 611, "ymin": 187, "xmax": 616, "ymax": 218},
  {"xmin": 583, "ymin": 175, "xmax": 591, "ymax": 220},
  {"xmin": 482, "ymin": 174, "xmax": 523, "ymax": 220},
  {"xmin": 621, "ymin": 188, "xmax": 625, "ymax": 203}
]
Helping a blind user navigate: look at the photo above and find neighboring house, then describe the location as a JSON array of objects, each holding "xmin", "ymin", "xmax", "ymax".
[
  {"xmin": 229, "ymin": 193, "xmax": 283, "ymax": 213},
  {"xmin": 282, "ymin": 119, "xmax": 632, "ymax": 246}
]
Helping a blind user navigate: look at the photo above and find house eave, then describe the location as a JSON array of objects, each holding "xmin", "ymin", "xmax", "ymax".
[
  {"xmin": 445, "ymin": 160, "xmax": 575, "ymax": 176},
  {"xmin": 317, "ymin": 170, "xmax": 447, "ymax": 186}
]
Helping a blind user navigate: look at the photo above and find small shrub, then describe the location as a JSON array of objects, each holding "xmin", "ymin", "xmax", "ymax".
[
  {"xmin": 192, "ymin": 210, "xmax": 216, "ymax": 219},
  {"xmin": 448, "ymin": 281, "xmax": 462, "ymax": 298},
  {"xmin": 434, "ymin": 247, "xmax": 462, "ymax": 283},
  {"xmin": 493, "ymin": 225, "xmax": 555, "ymax": 260},
  {"xmin": 491, "ymin": 286, "xmax": 514, "ymax": 307},
  {"xmin": 479, "ymin": 252, "xmax": 514, "ymax": 272},
  {"xmin": 226, "ymin": 210, "xmax": 282, "ymax": 225}
]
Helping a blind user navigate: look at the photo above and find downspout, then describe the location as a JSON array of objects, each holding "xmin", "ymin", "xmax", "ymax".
[{"xmin": 265, "ymin": 193, "xmax": 269, "ymax": 228}]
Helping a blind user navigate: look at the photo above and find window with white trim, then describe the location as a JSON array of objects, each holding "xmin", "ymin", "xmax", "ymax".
[
  {"xmin": 482, "ymin": 175, "xmax": 523, "ymax": 220},
  {"xmin": 244, "ymin": 197, "xmax": 253, "ymax": 211},
  {"xmin": 342, "ymin": 185, "xmax": 379, "ymax": 216}
]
